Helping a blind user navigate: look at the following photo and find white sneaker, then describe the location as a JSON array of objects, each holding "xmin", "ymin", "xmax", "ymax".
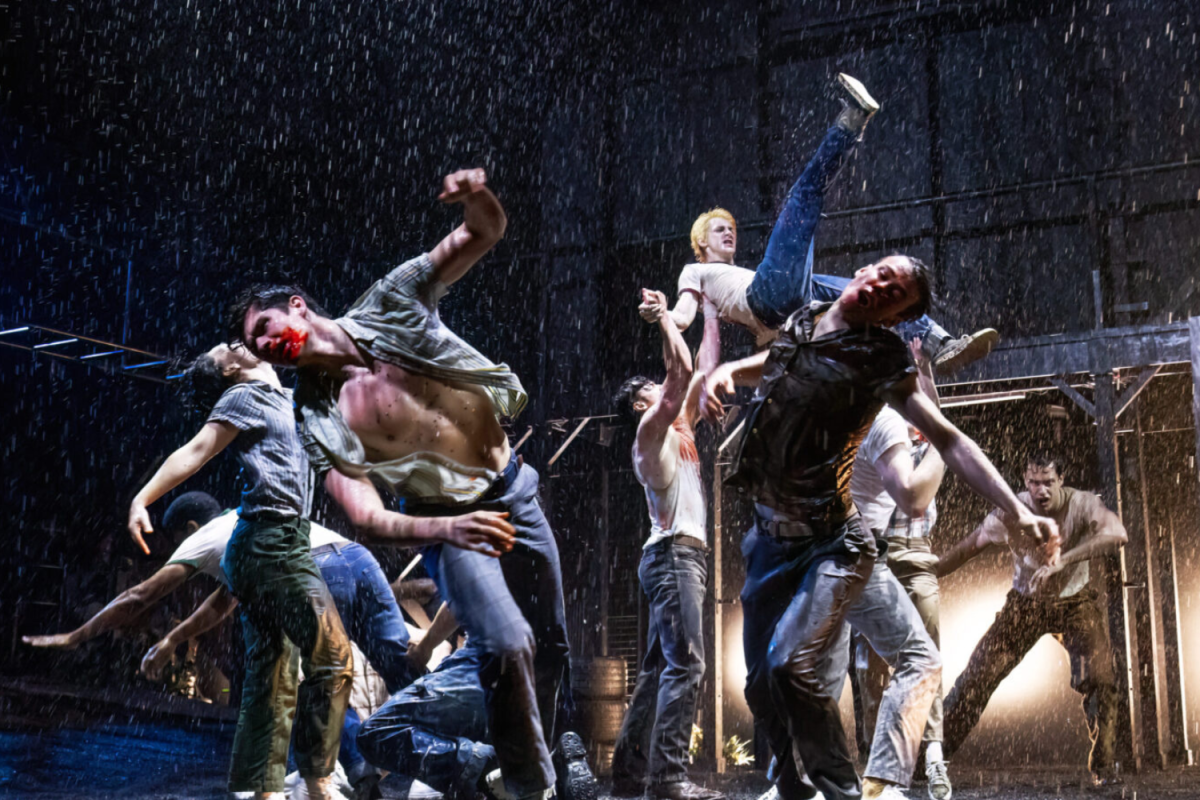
[
  {"xmin": 756, "ymin": 787, "xmax": 779, "ymax": 800},
  {"xmin": 407, "ymin": 778, "xmax": 444, "ymax": 800},
  {"xmin": 485, "ymin": 768, "xmax": 554, "ymax": 800},
  {"xmin": 875, "ymin": 785, "xmax": 909, "ymax": 800},
  {"xmin": 925, "ymin": 760, "xmax": 952, "ymax": 800}
]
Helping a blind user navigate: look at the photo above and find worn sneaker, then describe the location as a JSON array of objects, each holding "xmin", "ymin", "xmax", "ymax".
[
  {"xmin": 756, "ymin": 787, "xmax": 779, "ymax": 800},
  {"xmin": 875, "ymin": 786, "xmax": 909, "ymax": 800},
  {"xmin": 932, "ymin": 328, "xmax": 999, "ymax": 375},
  {"xmin": 835, "ymin": 73, "xmax": 880, "ymax": 135},
  {"xmin": 552, "ymin": 732, "xmax": 598, "ymax": 800},
  {"xmin": 647, "ymin": 782, "xmax": 725, "ymax": 800},
  {"xmin": 486, "ymin": 769, "xmax": 553, "ymax": 800},
  {"xmin": 925, "ymin": 760, "xmax": 952, "ymax": 800},
  {"xmin": 1091, "ymin": 771, "xmax": 1124, "ymax": 788}
]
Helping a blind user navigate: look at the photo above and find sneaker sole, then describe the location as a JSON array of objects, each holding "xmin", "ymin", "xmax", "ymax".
[
  {"xmin": 935, "ymin": 329, "xmax": 999, "ymax": 376},
  {"xmin": 837, "ymin": 73, "xmax": 880, "ymax": 114},
  {"xmin": 555, "ymin": 732, "xmax": 598, "ymax": 800}
]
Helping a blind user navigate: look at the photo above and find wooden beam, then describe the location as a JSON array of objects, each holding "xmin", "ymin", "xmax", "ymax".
[
  {"xmin": 547, "ymin": 417, "xmax": 594, "ymax": 467},
  {"xmin": 944, "ymin": 321, "xmax": 1190, "ymax": 387},
  {"xmin": 1049, "ymin": 377, "xmax": 1096, "ymax": 418},
  {"xmin": 1115, "ymin": 365, "xmax": 1162, "ymax": 418}
]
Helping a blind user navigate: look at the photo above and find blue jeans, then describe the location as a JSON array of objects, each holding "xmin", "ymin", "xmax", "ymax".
[
  {"xmin": 741, "ymin": 518, "xmax": 876, "ymax": 800},
  {"xmin": 843, "ymin": 556, "xmax": 941, "ymax": 787},
  {"xmin": 612, "ymin": 542, "xmax": 708, "ymax": 785},
  {"xmin": 312, "ymin": 541, "xmax": 423, "ymax": 784},
  {"xmin": 357, "ymin": 642, "xmax": 494, "ymax": 800},
  {"xmin": 412, "ymin": 456, "xmax": 570, "ymax": 798},
  {"xmin": 743, "ymin": 123, "xmax": 947, "ymax": 344}
]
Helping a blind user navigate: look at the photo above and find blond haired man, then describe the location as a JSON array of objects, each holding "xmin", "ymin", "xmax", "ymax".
[{"xmin": 648, "ymin": 76, "xmax": 996, "ymax": 376}]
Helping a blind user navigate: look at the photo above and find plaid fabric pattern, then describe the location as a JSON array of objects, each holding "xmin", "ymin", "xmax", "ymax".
[{"xmin": 208, "ymin": 382, "xmax": 311, "ymax": 518}]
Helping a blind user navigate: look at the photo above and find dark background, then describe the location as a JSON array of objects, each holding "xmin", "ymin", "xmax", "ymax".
[{"xmin": 3, "ymin": 0, "xmax": 1199, "ymax": 769}]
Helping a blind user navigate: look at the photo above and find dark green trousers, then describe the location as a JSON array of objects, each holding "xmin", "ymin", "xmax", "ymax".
[{"xmin": 221, "ymin": 515, "xmax": 354, "ymax": 793}]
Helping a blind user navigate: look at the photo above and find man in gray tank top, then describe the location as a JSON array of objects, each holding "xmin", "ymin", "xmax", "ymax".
[{"xmin": 609, "ymin": 290, "xmax": 723, "ymax": 800}]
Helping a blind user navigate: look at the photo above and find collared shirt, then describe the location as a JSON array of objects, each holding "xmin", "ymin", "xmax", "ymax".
[
  {"xmin": 727, "ymin": 301, "xmax": 915, "ymax": 525},
  {"xmin": 207, "ymin": 381, "xmax": 312, "ymax": 518},
  {"xmin": 296, "ymin": 253, "xmax": 528, "ymax": 505}
]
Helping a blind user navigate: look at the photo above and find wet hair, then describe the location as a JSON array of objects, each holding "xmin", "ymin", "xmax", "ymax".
[
  {"xmin": 613, "ymin": 376, "xmax": 654, "ymax": 424},
  {"xmin": 226, "ymin": 283, "xmax": 329, "ymax": 346},
  {"xmin": 689, "ymin": 208, "xmax": 736, "ymax": 262},
  {"xmin": 182, "ymin": 351, "xmax": 232, "ymax": 413},
  {"xmin": 895, "ymin": 255, "xmax": 934, "ymax": 322},
  {"xmin": 1026, "ymin": 450, "xmax": 1064, "ymax": 478},
  {"xmin": 162, "ymin": 491, "xmax": 223, "ymax": 535}
]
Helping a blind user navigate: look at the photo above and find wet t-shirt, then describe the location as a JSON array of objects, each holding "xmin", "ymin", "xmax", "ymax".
[
  {"xmin": 727, "ymin": 302, "xmax": 915, "ymax": 524},
  {"xmin": 985, "ymin": 487, "xmax": 1108, "ymax": 599},
  {"xmin": 677, "ymin": 262, "xmax": 776, "ymax": 346}
]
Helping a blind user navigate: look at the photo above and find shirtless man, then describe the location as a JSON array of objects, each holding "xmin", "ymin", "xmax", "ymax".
[
  {"xmin": 231, "ymin": 169, "xmax": 587, "ymax": 800},
  {"xmin": 609, "ymin": 291, "xmax": 721, "ymax": 800},
  {"xmin": 936, "ymin": 452, "xmax": 1126, "ymax": 787},
  {"xmin": 646, "ymin": 74, "xmax": 996, "ymax": 377}
]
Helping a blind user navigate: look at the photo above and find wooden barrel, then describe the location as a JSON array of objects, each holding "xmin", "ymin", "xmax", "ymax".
[{"xmin": 571, "ymin": 657, "xmax": 629, "ymax": 775}]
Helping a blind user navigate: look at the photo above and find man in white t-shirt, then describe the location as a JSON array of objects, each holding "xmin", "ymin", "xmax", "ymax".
[
  {"xmin": 848, "ymin": 345, "xmax": 951, "ymax": 800},
  {"xmin": 645, "ymin": 75, "xmax": 997, "ymax": 379},
  {"xmin": 610, "ymin": 290, "xmax": 721, "ymax": 800}
]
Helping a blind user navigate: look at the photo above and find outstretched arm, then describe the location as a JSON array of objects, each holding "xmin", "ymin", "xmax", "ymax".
[
  {"xmin": 141, "ymin": 585, "xmax": 240, "ymax": 679},
  {"xmin": 128, "ymin": 421, "xmax": 240, "ymax": 555},
  {"xmin": 23, "ymin": 564, "xmax": 192, "ymax": 649},
  {"xmin": 636, "ymin": 290, "xmax": 695, "ymax": 488},
  {"xmin": 936, "ymin": 515, "xmax": 1005, "ymax": 577},
  {"xmin": 699, "ymin": 349, "xmax": 770, "ymax": 423},
  {"xmin": 885, "ymin": 379, "xmax": 1058, "ymax": 543},
  {"xmin": 324, "ymin": 469, "xmax": 515, "ymax": 557},
  {"xmin": 427, "ymin": 169, "xmax": 508, "ymax": 286}
]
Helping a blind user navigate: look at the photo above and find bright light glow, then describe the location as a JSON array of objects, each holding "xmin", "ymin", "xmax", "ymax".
[{"xmin": 940, "ymin": 577, "xmax": 1073, "ymax": 711}]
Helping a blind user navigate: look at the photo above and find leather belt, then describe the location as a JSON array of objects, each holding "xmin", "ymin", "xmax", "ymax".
[
  {"xmin": 669, "ymin": 535, "xmax": 707, "ymax": 551},
  {"xmin": 759, "ymin": 515, "xmax": 842, "ymax": 540},
  {"xmin": 651, "ymin": 534, "xmax": 707, "ymax": 551}
]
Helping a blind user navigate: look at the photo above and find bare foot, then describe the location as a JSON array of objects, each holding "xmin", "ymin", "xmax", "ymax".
[{"xmin": 22, "ymin": 633, "xmax": 78, "ymax": 649}]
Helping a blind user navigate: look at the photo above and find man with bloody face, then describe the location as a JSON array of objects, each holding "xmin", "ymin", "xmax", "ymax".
[
  {"xmin": 701, "ymin": 257, "xmax": 1058, "ymax": 800},
  {"xmin": 229, "ymin": 169, "xmax": 591, "ymax": 800}
]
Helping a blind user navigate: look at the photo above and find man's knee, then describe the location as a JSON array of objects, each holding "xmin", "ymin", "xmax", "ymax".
[
  {"xmin": 485, "ymin": 621, "xmax": 537, "ymax": 668},
  {"xmin": 767, "ymin": 644, "xmax": 825, "ymax": 701}
]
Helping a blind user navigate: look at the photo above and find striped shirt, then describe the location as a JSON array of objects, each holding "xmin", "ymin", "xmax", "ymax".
[
  {"xmin": 208, "ymin": 382, "xmax": 311, "ymax": 518},
  {"xmin": 296, "ymin": 253, "xmax": 527, "ymax": 504}
]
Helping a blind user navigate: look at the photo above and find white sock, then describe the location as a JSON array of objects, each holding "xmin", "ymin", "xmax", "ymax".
[{"xmin": 925, "ymin": 742, "xmax": 944, "ymax": 764}]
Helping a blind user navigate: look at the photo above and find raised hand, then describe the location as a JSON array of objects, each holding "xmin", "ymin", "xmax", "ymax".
[
  {"xmin": 638, "ymin": 289, "xmax": 668, "ymax": 323},
  {"xmin": 438, "ymin": 168, "xmax": 489, "ymax": 203}
]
